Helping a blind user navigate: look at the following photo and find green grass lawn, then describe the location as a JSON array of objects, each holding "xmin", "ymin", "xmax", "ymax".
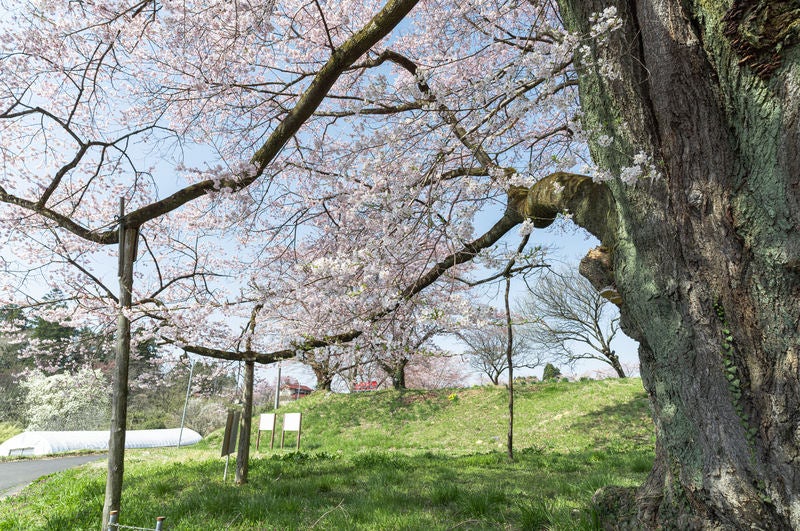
[{"xmin": 0, "ymin": 379, "xmax": 654, "ymax": 530}]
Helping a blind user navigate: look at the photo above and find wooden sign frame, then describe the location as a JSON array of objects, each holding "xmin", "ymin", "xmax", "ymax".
[
  {"xmin": 281, "ymin": 412, "xmax": 302, "ymax": 450},
  {"xmin": 256, "ymin": 413, "xmax": 276, "ymax": 450}
]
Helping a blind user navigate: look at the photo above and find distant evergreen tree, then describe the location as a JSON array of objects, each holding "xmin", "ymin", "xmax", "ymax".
[{"xmin": 542, "ymin": 363, "xmax": 561, "ymax": 381}]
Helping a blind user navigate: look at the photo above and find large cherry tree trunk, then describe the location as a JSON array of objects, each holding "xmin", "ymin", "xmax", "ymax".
[{"xmin": 556, "ymin": 0, "xmax": 800, "ymax": 527}]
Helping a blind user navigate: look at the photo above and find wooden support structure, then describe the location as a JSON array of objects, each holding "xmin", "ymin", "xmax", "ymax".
[{"xmin": 103, "ymin": 198, "xmax": 139, "ymax": 529}]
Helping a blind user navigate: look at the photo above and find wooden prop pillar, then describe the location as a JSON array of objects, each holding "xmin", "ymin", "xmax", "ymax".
[{"xmin": 103, "ymin": 198, "xmax": 139, "ymax": 529}]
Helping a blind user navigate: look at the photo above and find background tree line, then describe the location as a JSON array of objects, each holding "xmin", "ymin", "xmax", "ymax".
[{"xmin": 0, "ymin": 291, "xmax": 244, "ymax": 435}]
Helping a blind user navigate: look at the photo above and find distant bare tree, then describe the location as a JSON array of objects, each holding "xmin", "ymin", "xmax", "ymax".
[
  {"xmin": 458, "ymin": 322, "xmax": 546, "ymax": 385},
  {"xmin": 520, "ymin": 269, "xmax": 626, "ymax": 378}
]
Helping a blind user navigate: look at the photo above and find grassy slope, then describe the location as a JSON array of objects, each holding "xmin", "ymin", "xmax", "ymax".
[
  {"xmin": 0, "ymin": 379, "xmax": 653, "ymax": 530},
  {"xmin": 0, "ymin": 424, "xmax": 21, "ymax": 445}
]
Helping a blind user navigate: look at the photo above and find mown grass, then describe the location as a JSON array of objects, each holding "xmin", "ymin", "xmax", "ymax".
[{"xmin": 0, "ymin": 379, "xmax": 654, "ymax": 530}]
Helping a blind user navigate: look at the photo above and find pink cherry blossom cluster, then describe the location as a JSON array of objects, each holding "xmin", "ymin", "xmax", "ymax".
[{"xmin": 0, "ymin": 0, "xmax": 624, "ymax": 375}]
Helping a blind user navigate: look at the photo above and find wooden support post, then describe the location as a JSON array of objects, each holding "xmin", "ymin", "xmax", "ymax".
[
  {"xmin": 235, "ymin": 360, "xmax": 254, "ymax": 484},
  {"xmin": 103, "ymin": 198, "xmax": 138, "ymax": 529}
]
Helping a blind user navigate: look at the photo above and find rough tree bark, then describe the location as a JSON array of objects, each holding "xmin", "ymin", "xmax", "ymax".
[
  {"xmin": 553, "ymin": 1, "xmax": 800, "ymax": 528},
  {"xmin": 608, "ymin": 353, "xmax": 625, "ymax": 379},
  {"xmin": 301, "ymin": 347, "xmax": 347, "ymax": 391},
  {"xmin": 313, "ymin": 369, "xmax": 335, "ymax": 391}
]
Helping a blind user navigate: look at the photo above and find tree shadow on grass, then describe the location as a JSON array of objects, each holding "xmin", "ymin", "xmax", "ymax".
[
  {"xmin": 105, "ymin": 446, "xmax": 652, "ymax": 530},
  {"xmin": 565, "ymin": 393, "xmax": 654, "ymax": 452},
  {"xmin": 0, "ymin": 444, "xmax": 655, "ymax": 530}
]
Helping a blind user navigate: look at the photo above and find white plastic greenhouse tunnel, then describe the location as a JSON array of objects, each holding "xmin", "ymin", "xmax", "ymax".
[{"xmin": 0, "ymin": 428, "xmax": 202, "ymax": 457}]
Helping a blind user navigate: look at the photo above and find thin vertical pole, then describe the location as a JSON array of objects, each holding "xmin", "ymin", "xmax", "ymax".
[
  {"xmin": 178, "ymin": 357, "xmax": 195, "ymax": 448},
  {"xmin": 504, "ymin": 274, "xmax": 514, "ymax": 461},
  {"xmin": 103, "ymin": 197, "xmax": 138, "ymax": 529},
  {"xmin": 236, "ymin": 306, "xmax": 261, "ymax": 483},
  {"xmin": 273, "ymin": 362, "xmax": 281, "ymax": 410}
]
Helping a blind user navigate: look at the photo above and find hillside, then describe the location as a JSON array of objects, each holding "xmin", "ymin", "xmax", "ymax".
[
  {"xmin": 253, "ymin": 378, "xmax": 653, "ymax": 455},
  {"xmin": 0, "ymin": 379, "xmax": 654, "ymax": 530}
]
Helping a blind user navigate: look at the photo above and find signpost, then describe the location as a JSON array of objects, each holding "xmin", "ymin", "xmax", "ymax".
[
  {"xmin": 221, "ymin": 410, "xmax": 240, "ymax": 480},
  {"xmin": 281, "ymin": 412, "xmax": 302, "ymax": 450},
  {"xmin": 256, "ymin": 413, "xmax": 276, "ymax": 450}
]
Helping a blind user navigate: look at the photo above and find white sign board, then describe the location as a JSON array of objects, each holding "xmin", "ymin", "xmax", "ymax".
[
  {"xmin": 259, "ymin": 413, "xmax": 276, "ymax": 431},
  {"xmin": 283, "ymin": 412, "xmax": 302, "ymax": 432}
]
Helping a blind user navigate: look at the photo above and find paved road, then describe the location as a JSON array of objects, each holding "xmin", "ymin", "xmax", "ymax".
[{"xmin": 0, "ymin": 455, "xmax": 104, "ymax": 499}]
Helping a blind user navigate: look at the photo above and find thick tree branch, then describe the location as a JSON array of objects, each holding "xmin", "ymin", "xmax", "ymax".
[
  {"xmin": 177, "ymin": 342, "xmax": 296, "ymax": 364},
  {"xmin": 124, "ymin": 0, "xmax": 421, "ymax": 230},
  {"xmin": 0, "ymin": 186, "xmax": 119, "ymax": 244},
  {"xmin": 373, "ymin": 50, "xmax": 496, "ymax": 169},
  {"xmin": 315, "ymin": 101, "xmax": 423, "ymax": 117},
  {"xmin": 246, "ymin": 173, "xmax": 613, "ymax": 357},
  {"xmin": 399, "ymin": 201, "xmax": 524, "ymax": 299},
  {"xmin": 513, "ymin": 171, "xmax": 616, "ymax": 242},
  {"xmin": 2, "ymin": 0, "xmax": 422, "ymax": 242}
]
